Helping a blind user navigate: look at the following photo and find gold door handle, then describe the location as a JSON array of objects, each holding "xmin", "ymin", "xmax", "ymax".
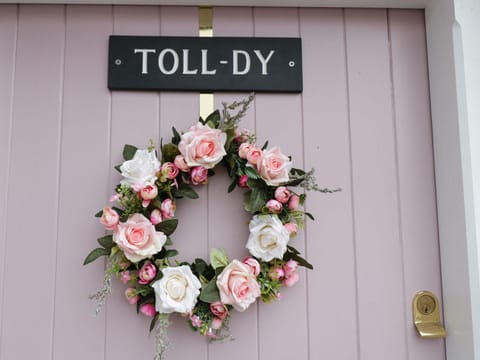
[{"xmin": 412, "ymin": 290, "xmax": 447, "ymax": 338}]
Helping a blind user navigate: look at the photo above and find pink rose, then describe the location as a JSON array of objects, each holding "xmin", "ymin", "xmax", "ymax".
[
  {"xmin": 140, "ymin": 184, "xmax": 158, "ymax": 200},
  {"xmin": 191, "ymin": 166, "xmax": 209, "ymax": 185},
  {"xmin": 238, "ymin": 175, "xmax": 249, "ymax": 188},
  {"xmin": 211, "ymin": 317, "xmax": 223, "ymax": 330},
  {"xmin": 268, "ymin": 267, "xmax": 285, "ymax": 281},
  {"xmin": 288, "ymin": 194, "xmax": 300, "ymax": 210},
  {"xmin": 160, "ymin": 162, "xmax": 179, "ymax": 180},
  {"xmin": 125, "ymin": 287, "xmax": 139, "ymax": 305},
  {"xmin": 161, "ymin": 198, "xmax": 176, "ymax": 219},
  {"xmin": 150, "ymin": 209, "xmax": 162, "ymax": 225},
  {"xmin": 113, "ymin": 213, "xmax": 167, "ymax": 263},
  {"xmin": 100, "ymin": 207, "xmax": 119, "ymax": 230},
  {"xmin": 246, "ymin": 147, "xmax": 262, "ymax": 165},
  {"xmin": 283, "ymin": 259, "xmax": 299, "ymax": 277},
  {"xmin": 266, "ymin": 199, "xmax": 283, "ymax": 213},
  {"xmin": 284, "ymin": 223, "xmax": 298, "ymax": 236},
  {"xmin": 216, "ymin": 260, "xmax": 261, "ymax": 312},
  {"xmin": 139, "ymin": 303, "xmax": 156, "ymax": 317},
  {"xmin": 283, "ymin": 272, "xmax": 300, "ymax": 287},
  {"xmin": 174, "ymin": 155, "xmax": 190, "ymax": 172},
  {"xmin": 242, "ymin": 256, "xmax": 261, "ymax": 277},
  {"xmin": 138, "ymin": 261, "xmax": 157, "ymax": 284},
  {"xmin": 274, "ymin": 186, "xmax": 291, "ymax": 204},
  {"xmin": 210, "ymin": 301, "xmax": 228, "ymax": 320},
  {"xmin": 256, "ymin": 147, "xmax": 292, "ymax": 186},
  {"xmin": 238, "ymin": 142, "xmax": 252, "ymax": 159},
  {"xmin": 178, "ymin": 123, "xmax": 226, "ymax": 169}
]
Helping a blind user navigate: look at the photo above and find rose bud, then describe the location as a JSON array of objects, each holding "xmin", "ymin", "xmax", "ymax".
[
  {"xmin": 266, "ymin": 199, "xmax": 283, "ymax": 213},
  {"xmin": 140, "ymin": 184, "xmax": 158, "ymax": 200},
  {"xmin": 268, "ymin": 267, "xmax": 285, "ymax": 281},
  {"xmin": 191, "ymin": 166, "xmax": 209, "ymax": 185},
  {"xmin": 283, "ymin": 272, "xmax": 300, "ymax": 288},
  {"xmin": 124, "ymin": 287, "xmax": 139, "ymax": 305},
  {"xmin": 100, "ymin": 207, "xmax": 119, "ymax": 230},
  {"xmin": 190, "ymin": 314, "xmax": 203, "ymax": 328},
  {"xmin": 138, "ymin": 261, "xmax": 157, "ymax": 284},
  {"xmin": 211, "ymin": 317, "xmax": 223, "ymax": 330},
  {"xmin": 274, "ymin": 186, "xmax": 291, "ymax": 204},
  {"xmin": 246, "ymin": 147, "xmax": 262, "ymax": 165},
  {"xmin": 283, "ymin": 259, "xmax": 299, "ymax": 277},
  {"xmin": 174, "ymin": 155, "xmax": 190, "ymax": 172},
  {"xmin": 149, "ymin": 208, "xmax": 162, "ymax": 225},
  {"xmin": 161, "ymin": 198, "xmax": 176, "ymax": 219},
  {"xmin": 284, "ymin": 223, "xmax": 298, "ymax": 236},
  {"xmin": 238, "ymin": 175, "xmax": 249, "ymax": 188},
  {"xmin": 242, "ymin": 256, "xmax": 261, "ymax": 277},
  {"xmin": 160, "ymin": 162, "xmax": 179, "ymax": 180},
  {"xmin": 238, "ymin": 142, "xmax": 252, "ymax": 159},
  {"xmin": 120, "ymin": 271, "xmax": 131, "ymax": 284},
  {"xmin": 210, "ymin": 301, "xmax": 228, "ymax": 320},
  {"xmin": 288, "ymin": 194, "xmax": 300, "ymax": 210},
  {"xmin": 139, "ymin": 303, "xmax": 156, "ymax": 317}
]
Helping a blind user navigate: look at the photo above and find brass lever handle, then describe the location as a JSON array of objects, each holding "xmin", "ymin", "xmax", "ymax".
[{"xmin": 412, "ymin": 290, "xmax": 447, "ymax": 338}]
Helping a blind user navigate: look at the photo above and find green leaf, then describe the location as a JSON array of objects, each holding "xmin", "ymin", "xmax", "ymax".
[
  {"xmin": 156, "ymin": 219, "xmax": 178, "ymax": 236},
  {"xmin": 227, "ymin": 179, "xmax": 237, "ymax": 193},
  {"xmin": 149, "ymin": 314, "xmax": 159, "ymax": 333},
  {"xmin": 94, "ymin": 210, "xmax": 103, "ymax": 218},
  {"xmin": 283, "ymin": 251, "xmax": 314, "ymax": 270},
  {"xmin": 205, "ymin": 110, "xmax": 221, "ymax": 128},
  {"xmin": 287, "ymin": 245, "xmax": 301, "ymax": 254},
  {"xmin": 165, "ymin": 249, "xmax": 179, "ymax": 258},
  {"xmin": 176, "ymin": 183, "xmax": 199, "ymax": 199},
  {"xmin": 83, "ymin": 247, "xmax": 110, "ymax": 265},
  {"xmin": 171, "ymin": 126, "xmax": 181, "ymax": 145},
  {"xmin": 193, "ymin": 258, "xmax": 207, "ymax": 277},
  {"xmin": 261, "ymin": 140, "xmax": 269, "ymax": 150},
  {"xmin": 305, "ymin": 212, "xmax": 315, "ymax": 220},
  {"xmin": 165, "ymin": 237, "xmax": 173, "ymax": 246},
  {"xmin": 114, "ymin": 164, "xmax": 122, "ymax": 173},
  {"xmin": 244, "ymin": 166, "xmax": 260, "ymax": 180},
  {"xmin": 161, "ymin": 143, "xmax": 180, "ymax": 163},
  {"xmin": 249, "ymin": 187, "xmax": 266, "ymax": 212},
  {"xmin": 210, "ymin": 248, "xmax": 229, "ymax": 269},
  {"xmin": 97, "ymin": 235, "xmax": 114, "ymax": 249},
  {"xmin": 199, "ymin": 278, "xmax": 220, "ymax": 303},
  {"xmin": 123, "ymin": 144, "xmax": 138, "ymax": 161}
]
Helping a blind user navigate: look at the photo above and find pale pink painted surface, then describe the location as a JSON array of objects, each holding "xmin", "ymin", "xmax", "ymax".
[{"xmin": 0, "ymin": 5, "xmax": 445, "ymax": 360}]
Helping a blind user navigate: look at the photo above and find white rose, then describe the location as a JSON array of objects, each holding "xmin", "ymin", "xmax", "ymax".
[
  {"xmin": 120, "ymin": 149, "xmax": 161, "ymax": 189},
  {"xmin": 151, "ymin": 266, "xmax": 201, "ymax": 314},
  {"xmin": 246, "ymin": 215, "xmax": 290, "ymax": 261}
]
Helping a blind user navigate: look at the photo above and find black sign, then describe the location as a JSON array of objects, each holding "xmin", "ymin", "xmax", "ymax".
[{"xmin": 108, "ymin": 36, "xmax": 302, "ymax": 92}]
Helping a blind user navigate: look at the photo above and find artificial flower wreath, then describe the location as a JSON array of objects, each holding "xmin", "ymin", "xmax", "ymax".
[{"xmin": 84, "ymin": 95, "xmax": 335, "ymax": 359}]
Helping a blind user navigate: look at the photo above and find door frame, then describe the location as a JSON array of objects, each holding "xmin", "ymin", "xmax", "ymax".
[{"xmin": 5, "ymin": 0, "xmax": 479, "ymax": 358}]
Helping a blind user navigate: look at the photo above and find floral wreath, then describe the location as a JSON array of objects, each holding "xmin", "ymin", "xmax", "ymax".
[{"xmin": 84, "ymin": 95, "xmax": 336, "ymax": 359}]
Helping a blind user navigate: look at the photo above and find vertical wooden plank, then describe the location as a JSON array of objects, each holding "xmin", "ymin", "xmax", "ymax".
[
  {"xmin": 0, "ymin": 5, "xmax": 65, "ymax": 360},
  {"xmin": 158, "ymin": 6, "xmax": 209, "ymax": 360},
  {"xmin": 300, "ymin": 8, "xmax": 359, "ymax": 360},
  {"xmin": 253, "ymin": 8, "xmax": 309, "ymax": 360},
  {"xmin": 0, "ymin": 6, "xmax": 17, "ymax": 356},
  {"xmin": 105, "ymin": 6, "xmax": 162, "ymax": 360},
  {"xmin": 209, "ymin": 7, "xmax": 259, "ymax": 360},
  {"xmin": 345, "ymin": 9, "xmax": 407, "ymax": 359},
  {"xmin": 389, "ymin": 9, "xmax": 445, "ymax": 359},
  {"xmin": 52, "ymin": 6, "xmax": 112, "ymax": 360}
]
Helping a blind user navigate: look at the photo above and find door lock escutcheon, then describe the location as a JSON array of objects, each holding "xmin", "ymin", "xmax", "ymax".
[{"xmin": 412, "ymin": 290, "xmax": 447, "ymax": 339}]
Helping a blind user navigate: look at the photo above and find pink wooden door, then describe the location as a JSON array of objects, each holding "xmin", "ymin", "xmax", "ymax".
[{"xmin": 0, "ymin": 5, "xmax": 445, "ymax": 360}]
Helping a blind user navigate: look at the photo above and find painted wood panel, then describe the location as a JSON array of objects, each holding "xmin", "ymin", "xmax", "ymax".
[
  {"xmin": 0, "ymin": 5, "xmax": 444, "ymax": 360},
  {"xmin": 0, "ymin": 5, "xmax": 65, "ymax": 359}
]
